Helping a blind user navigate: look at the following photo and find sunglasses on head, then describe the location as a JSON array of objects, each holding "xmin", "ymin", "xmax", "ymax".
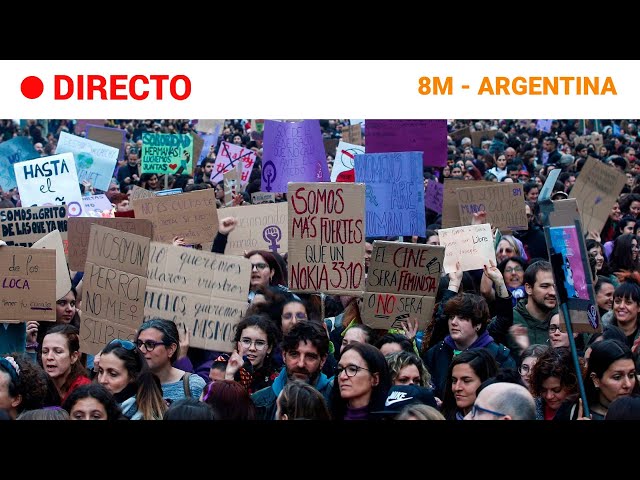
[{"xmin": 108, "ymin": 339, "xmax": 136, "ymax": 351}]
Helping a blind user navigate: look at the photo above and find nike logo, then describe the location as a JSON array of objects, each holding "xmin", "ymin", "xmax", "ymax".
[{"xmin": 385, "ymin": 396, "xmax": 413, "ymax": 406}]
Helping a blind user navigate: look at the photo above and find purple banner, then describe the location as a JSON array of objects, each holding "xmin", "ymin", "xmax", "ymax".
[
  {"xmin": 424, "ymin": 180, "xmax": 444, "ymax": 213},
  {"xmin": 364, "ymin": 120, "xmax": 447, "ymax": 167},
  {"xmin": 261, "ymin": 120, "xmax": 330, "ymax": 193}
]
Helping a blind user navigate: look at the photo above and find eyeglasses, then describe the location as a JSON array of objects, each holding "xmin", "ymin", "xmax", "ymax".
[
  {"xmin": 108, "ymin": 339, "xmax": 136, "ymax": 351},
  {"xmin": 282, "ymin": 312, "xmax": 307, "ymax": 320},
  {"xmin": 251, "ymin": 262, "xmax": 269, "ymax": 271},
  {"xmin": 470, "ymin": 404, "xmax": 506, "ymax": 419},
  {"xmin": 504, "ymin": 266, "xmax": 524, "ymax": 273},
  {"xmin": 518, "ymin": 364, "xmax": 532, "ymax": 375},
  {"xmin": 548, "ymin": 324, "xmax": 562, "ymax": 333},
  {"xmin": 335, "ymin": 364, "xmax": 370, "ymax": 377},
  {"xmin": 135, "ymin": 339, "xmax": 168, "ymax": 352},
  {"xmin": 239, "ymin": 338, "xmax": 268, "ymax": 350}
]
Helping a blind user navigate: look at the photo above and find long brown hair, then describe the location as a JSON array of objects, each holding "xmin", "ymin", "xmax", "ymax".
[{"xmin": 42, "ymin": 324, "xmax": 87, "ymax": 397}]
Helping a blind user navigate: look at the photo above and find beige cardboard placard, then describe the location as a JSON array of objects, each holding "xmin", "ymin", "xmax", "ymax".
[
  {"xmin": 191, "ymin": 133, "xmax": 204, "ymax": 175},
  {"xmin": 32, "ymin": 230, "xmax": 71, "ymax": 300},
  {"xmin": 569, "ymin": 157, "xmax": 627, "ymax": 234},
  {"xmin": 442, "ymin": 178, "xmax": 494, "ymax": 228},
  {"xmin": 0, "ymin": 247, "xmax": 56, "ymax": 323},
  {"xmin": 86, "ymin": 125, "xmax": 125, "ymax": 161},
  {"xmin": 471, "ymin": 129, "xmax": 496, "ymax": 148},
  {"xmin": 0, "ymin": 205, "xmax": 68, "ymax": 253},
  {"xmin": 456, "ymin": 183, "xmax": 528, "ymax": 230},
  {"xmin": 324, "ymin": 138, "xmax": 339, "ymax": 158},
  {"xmin": 574, "ymin": 133, "xmax": 603, "ymax": 151},
  {"xmin": 366, "ymin": 241, "xmax": 444, "ymax": 295},
  {"xmin": 144, "ymin": 242, "xmax": 251, "ymax": 351},
  {"xmin": 222, "ymin": 203, "xmax": 288, "ymax": 256},
  {"xmin": 67, "ymin": 217, "xmax": 153, "ymax": 271},
  {"xmin": 130, "ymin": 185, "xmax": 155, "ymax": 201},
  {"xmin": 438, "ymin": 224, "xmax": 497, "ymax": 273},
  {"xmin": 251, "ymin": 192, "xmax": 276, "ymax": 204},
  {"xmin": 79, "ymin": 225, "xmax": 150, "ymax": 355},
  {"xmin": 223, "ymin": 169, "xmax": 240, "ymax": 206},
  {"xmin": 132, "ymin": 189, "xmax": 218, "ymax": 245},
  {"xmin": 361, "ymin": 292, "xmax": 436, "ymax": 331},
  {"xmin": 288, "ymin": 182, "xmax": 365, "ymax": 295},
  {"xmin": 449, "ymin": 126, "xmax": 471, "ymax": 143}
]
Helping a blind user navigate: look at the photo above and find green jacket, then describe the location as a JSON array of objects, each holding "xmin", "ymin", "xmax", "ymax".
[{"xmin": 509, "ymin": 299, "xmax": 557, "ymax": 357}]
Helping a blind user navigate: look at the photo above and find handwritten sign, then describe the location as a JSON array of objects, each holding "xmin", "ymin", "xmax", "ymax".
[
  {"xmin": 288, "ymin": 182, "xmax": 365, "ymax": 295},
  {"xmin": 132, "ymin": 189, "xmax": 218, "ymax": 245},
  {"xmin": 574, "ymin": 133, "xmax": 604, "ymax": 150},
  {"xmin": 67, "ymin": 217, "xmax": 153, "ymax": 271},
  {"xmin": 362, "ymin": 293, "xmax": 436, "ymax": 331},
  {"xmin": 32, "ymin": 230, "xmax": 71, "ymax": 300},
  {"xmin": 456, "ymin": 183, "xmax": 528, "ymax": 230},
  {"xmin": 0, "ymin": 205, "xmax": 68, "ymax": 252},
  {"xmin": 140, "ymin": 132, "xmax": 194, "ymax": 175},
  {"xmin": 144, "ymin": 242, "xmax": 250, "ymax": 351},
  {"xmin": 442, "ymin": 178, "xmax": 494, "ymax": 228},
  {"xmin": 223, "ymin": 203, "xmax": 288, "ymax": 255},
  {"xmin": 0, "ymin": 137, "xmax": 39, "ymax": 191},
  {"xmin": 55, "ymin": 132, "xmax": 119, "ymax": 192},
  {"xmin": 79, "ymin": 225, "xmax": 150, "ymax": 355},
  {"xmin": 129, "ymin": 185, "xmax": 155, "ymax": 201},
  {"xmin": 449, "ymin": 126, "xmax": 471, "ymax": 143},
  {"xmin": 438, "ymin": 224, "xmax": 497, "ymax": 273},
  {"xmin": 82, "ymin": 194, "xmax": 115, "ymax": 218},
  {"xmin": 569, "ymin": 157, "xmax": 626, "ymax": 234},
  {"xmin": 251, "ymin": 192, "xmax": 276, "ymax": 204},
  {"xmin": 86, "ymin": 124, "xmax": 127, "ymax": 164},
  {"xmin": 0, "ymin": 247, "xmax": 56, "ymax": 323},
  {"xmin": 471, "ymin": 129, "xmax": 497, "ymax": 148},
  {"xmin": 364, "ymin": 120, "xmax": 447, "ymax": 167},
  {"xmin": 424, "ymin": 180, "xmax": 444, "ymax": 213},
  {"xmin": 354, "ymin": 151, "xmax": 426, "ymax": 237},
  {"xmin": 14, "ymin": 153, "xmax": 84, "ymax": 217},
  {"xmin": 536, "ymin": 119, "xmax": 553, "ymax": 133},
  {"xmin": 331, "ymin": 140, "xmax": 364, "ymax": 183},
  {"xmin": 261, "ymin": 120, "xmax": 330, "ymax": 193},
  {"xmin": 210, "ymin": 141, "xmax": 256, "ymax": 188}
]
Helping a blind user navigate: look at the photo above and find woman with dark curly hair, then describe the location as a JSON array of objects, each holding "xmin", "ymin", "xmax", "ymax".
[{"xmin": 0, "ymin": 353, "xmax": 49, "ymax": 419}]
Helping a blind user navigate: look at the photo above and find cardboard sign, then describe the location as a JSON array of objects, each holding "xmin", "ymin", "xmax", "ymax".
[
  {"xmin": 79, "ymin": 225, "xmax": 150, "ymax": 355},
  {"xmin": 449, "ymin": 126, "xmax": 471, "ymax": 143},
  {"xmin": 442, "ymin": 178, "xmax": 494, "ymax": 228},
  {"xmin": 140, "ymin": 132, "xmax": 194, "ymax": 175},
  {"xmin": 424, "ymin": 179, "xmax": 444, "ymax": 213},
  {"xmin": 67, "ymin": 217, "xmax": 153, "ymax": 271},
  {"xmin": 341, "ymin": 124, "xmax": 362, "ymax": 146},
  {"xmin": 261, "ymin": 120, "xmax": 330, "ymax": 193},
  {"xmin": 0, "ymin": 205, "xmax": 68, "ymax": 252},
  {"xmin": 251, "ymin": 192, "xmax": 276, "ymax": 204},
  {"xmin": 14, "ymin": 153, "xmax": 84, "ymax": 217},
  {"xmin": 574, "ymin": 133, "xmax": 604, "ymax": 150},
  {"xmin": 75, "ymin": 120, "xmax": 105, "ymax": 136},
  {"xmin": 56, "ymin": 132, "xmax": 119, "ymax": 192},
  {"xmin": 82, "ymin": 194, "xmax": 115, "ymax": 218},
  {"xmin": 0, "ymin": 247, "xmax": 56, "ymax": 323},
  {"xmin": 223, "ymin": 203, "xmax": 288, "ymax": 256},
  {"xmin": 456, "ymin": 183, "xmax": 528, "ymax": 230},
  {"xmin": 0, "ymin": 137, "xmax": 40, "ymax": 191},
  {"xmin": 191, "ymin": 133, "xmax": 204, "ymax": 175},
  {"xmin": 194, "ymin": 119, "xmax": 224, "ymax": 135},
  {"xmin": 331, "ymin": 140, "xmax": 364, "ymax": 183},
  {"xmin": 144, "ymin": 242, "xmax": 250, "ymax": 351},
  {"xmin": 361, "ymin": 293, "xmax": 436, "ymax": 331},
  {"xmin": 223, "ymin": 169, "xmax": 240, "ymax": 207},
  {"xmin": 569, "ymin": 157, "xmax": 626, "ymax": 234},
  {"xmin": 129, "ymin": 185, "xmax": 155, "ymax": 201},
  {"xmin": 132, "ymin": 189, "xmax": 218, "ymax": 245},
  {"xmin": 354, "ymin": 151, "xmax": 426, "ymax": 237},
  {"xmin": 32, "ymin": 230, "xmax": 71, "ymax": 300},
  {"xmin": 324, "ymin": 138, "xmax": 339, "ymax": 158},
  {"xmin": 210, "ymin": 141, "xmax": 257, "ymax": 188},
  {"xmin": 471, "ymin": 129, "xmax": 497, "ymax": 148},
  {"xmin": 438, "ymin": 224, "xmax": 497, "ymax": 273},
  {"xmin": 288, "ymin": 182, "xmax": 365, "ymax": 295},
  {"xmin": 86, "ymin": 124, "xmax": 127, "ymax": 164},
  {"xmin": 364, "ymin": 120, "xmax": 447, "ymax": 167}
]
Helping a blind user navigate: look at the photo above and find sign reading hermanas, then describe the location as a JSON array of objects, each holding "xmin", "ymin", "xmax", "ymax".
[
  {"xmin": 0, "ymin": 247, "xmax": 56, "ymax": 323},
  {"xmin": 79, "ymin": 225, "xmax": 150, "ymax": 355},
  {"xmin": 145, "ymin": 243, "xmax": 251, "ymax": 352},
  {"xmin": 288, "ymin": 182, "xmax": 365, "ymax": 295}
]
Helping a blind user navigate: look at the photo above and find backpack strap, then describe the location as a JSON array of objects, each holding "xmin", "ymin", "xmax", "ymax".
[{"xmin": 182, "ymin": 372, "xmax": 192, "ymax": 398}]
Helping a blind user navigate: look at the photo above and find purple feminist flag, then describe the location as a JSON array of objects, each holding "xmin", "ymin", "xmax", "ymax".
[
  {"xmin": 365, "ymin": 120, "xmax": 447, "ymax": 167},
  {"xmin": 261, "ymin": 120, "xmax": 330, "ymax": 193}
]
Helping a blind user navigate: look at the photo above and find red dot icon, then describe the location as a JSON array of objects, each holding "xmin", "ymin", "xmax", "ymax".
[{"xmin": 21, "ymin": 76, "xmax": 44, "ymax": 99}]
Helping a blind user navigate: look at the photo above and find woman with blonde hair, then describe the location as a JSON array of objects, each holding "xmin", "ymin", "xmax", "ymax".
[{"xmin": 395, "ymin": 403, "xmax": 445, "ymax": 420}]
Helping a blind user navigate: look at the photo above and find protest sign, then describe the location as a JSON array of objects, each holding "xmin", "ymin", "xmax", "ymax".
[
  {"xmin": 223, "ymin": 203, "xmax": 288, "ymax": 255},
  {"xmin": 574, "ymin": 133, "xmax": 604, "ymax": 150},
  {"xmin": 223, "ymin": 169, "xmax": 240, "ymax": 207},
  {"xmin": 132, "ymin": 189, "xmax": 217, "ymax": 245},
  {"xmin": 331, "ymin": 140, "xmax": 364, "ymax": 182},
  {"xmin": 194, "ymin": 119, "xmax": 224, "ymax": 135},
  {"xmin": 251, "ymin": 192, "xmax": 276, "ymax": 204},
  {"xmin": 155, "ymin": 189, "xmax": 182, "ymax": 197},
  {"xmin": 32, "ymin": 230, "xmax": 71, "ymax": 300},
  {"xmin": 536, "ymin": 119, "xmax": 553, "ymax": 133},
  {"xmin": 14, "ymin": 153, "xmax": 84, "ymax": 217},
  {"xmin": 354, "ymin": 151, "xmax": 426, "ymax": 237},
  {"xmin": 471, "ymin": 129, "xmax": 497, "ymax": 148},
  {"xmin": 424, "ymin": 179, "xmax": 444, "ymax": 213},
  {"xmin": 341, "ymin": 124, "xmax": 362, "ymax": 145},
  {"xmin": 145, "ymin": 242, "xmax": 250, "ymax": 351},
  {"xmin": 0, "ymin": 137, "xmax": 39, "ymax": 191},
  {"xmin": 449, "ymin": 126, "xmax": 471, "ymax": 143},
  {"xmin": 288, "ymin": 182, "xmax": 365, "ymax": 295},
  {"xmin": 79, "ymin": 225, "xmax": 150, "ymax": 355},
  {"xmin": 261, "ymin": 120, "xmax": 330, "ymax": 193},
  {"xmin": 364, "ymin": 119, "xmax": 447, "ymax": 167},
  {"xmin": 210, "ymin": 141, "xmax": 257, "ymax": 188},
  {"xmin": 75, "ymin": 120, "xmax": 105, "ymax": 135},
  {"xmin": 82, "ymin": 194, "xmax": 115, "ymax": 218},
  {"xmin": 0, "ymin": 247, "xmax": 56, "ymax": 323},
  {"xmin": 456, "ymin": 183, "xmax": 528, "ymax": 230},
  {"xmin": 67, "ymin": 217, "xmax": 153, "ymax": 271},
  {"xmin": 569, "ymin": 157, "xmax": 626, "ymax": 234},
  {"xmin": 441, "ymin": 178, "xmax": 494, "ymax": 228},
  {"xmin": 324, "ymin": 138, "xmax": 338, "ymax": 158},
  {"xmin": 438, "ymin": 224, "xmax": 497, "ymax": 273},
  {"xmin": 86, "ymin": 124, "xmax": 127, "ymax": 164},
  {"xmin": 0, "ymin": 205, "xmax": 68, "ymax": 252},
  {"xmin": 140, "ymin": 132, "xmax": 194, "ymax": 175},
  {"xmin": 362, "ymin": 293, "xmax": 436, "ymax": 331},
  {"xmin": 130, "ymin": 185, "xmax": 155, "ymax": 200}
]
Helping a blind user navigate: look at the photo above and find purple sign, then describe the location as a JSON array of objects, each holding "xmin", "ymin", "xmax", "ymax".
[
  {"xmin": 424, "ymin": 180, "xmax": 444, "ymax": 213},
  {"xmin": 364, "ymin": 120, "xmax": 447, "ymax": 167},
  {"xmin": 261, "ymin": 120, "xmax": 330, "ymax": 193}
]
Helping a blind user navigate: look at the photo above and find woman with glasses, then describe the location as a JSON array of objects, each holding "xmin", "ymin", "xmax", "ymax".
[
  {"xmin": 495, "ymin": 235, "xmax": 527, "ymax": 265},
  {"xmin": 518, "ymin": 344, "xmax": 550, "ymax": 389},
  {"xmin": 547, "ymin": 313, "xmax": 586, "ymax": 354},
  {"xmin": 97, "ymin": 338, "xmax": 167, "ymax": 420},
  {"xmin": 480, "ymin": 256, "xmax": 528, "ymax": 307},
  {"xmin": 135, "ymin": 319, "xmax": 206, "ymax": 403},
  {"xmin": 329, "ymin": 342, "xmax": 392, "ymax": 421},
  {"xmin": 244, "ymin": 250, "xmax": 288, "ymax": 302}
]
